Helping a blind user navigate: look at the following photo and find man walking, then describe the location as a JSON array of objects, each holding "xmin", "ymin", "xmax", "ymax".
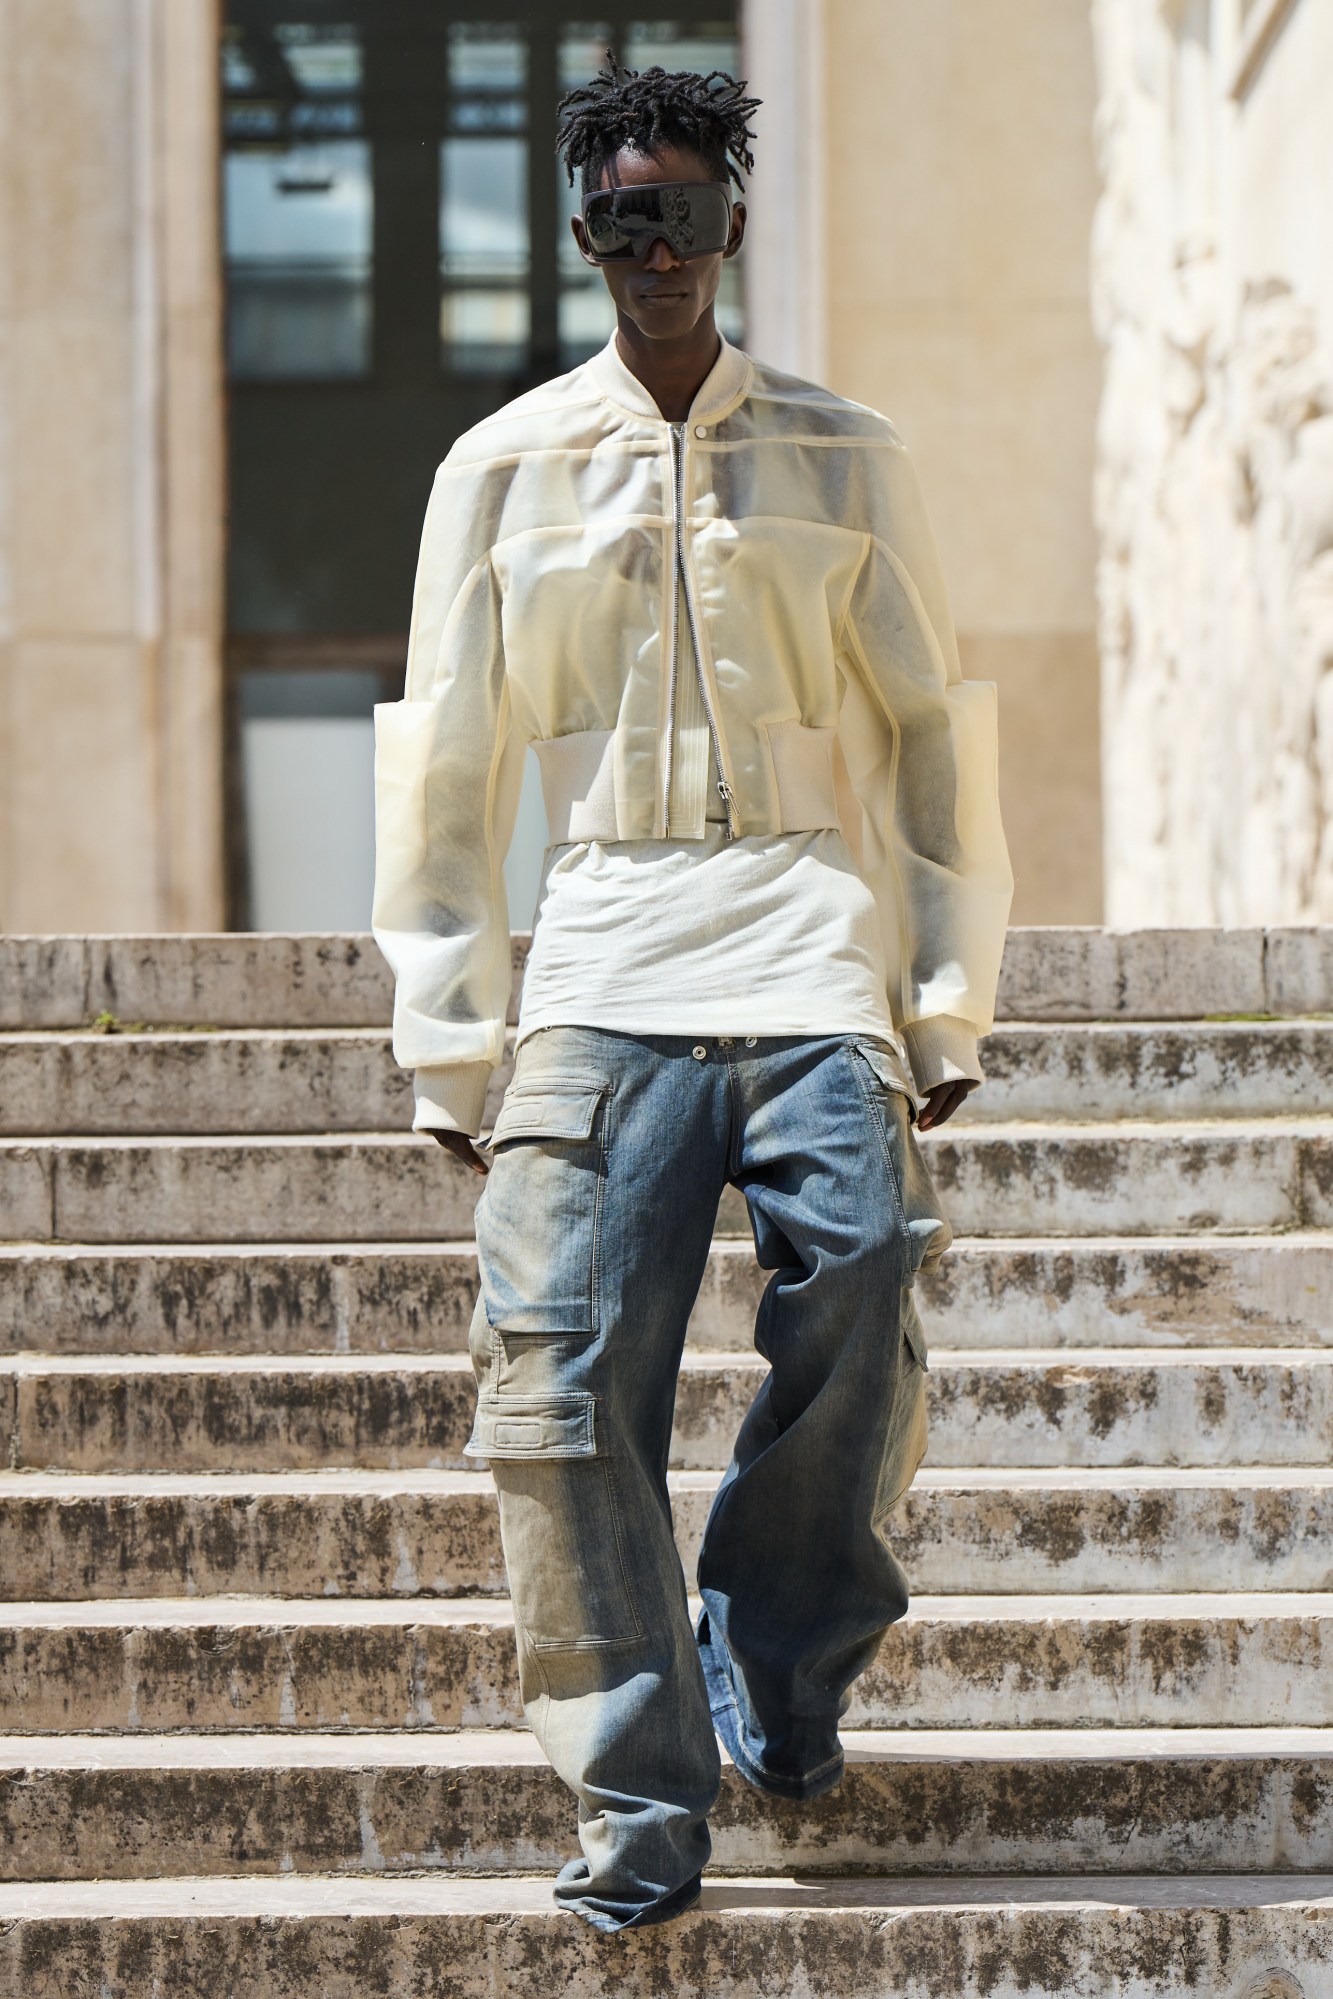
[{"xmin": 373, "ymin": 55, "xmax": 1012, "ymax": 1933}]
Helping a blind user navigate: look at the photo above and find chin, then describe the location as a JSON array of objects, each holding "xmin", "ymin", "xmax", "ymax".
[{"xmin": 632, "ymin": 302, "xmax": 704, "ymax": 340}]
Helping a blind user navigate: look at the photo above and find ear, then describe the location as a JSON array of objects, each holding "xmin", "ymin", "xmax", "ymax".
[
  {"xmin": 723, "ymin": 199, "xmax": 747, "ymax": 260},
  {"xmin": 570, "ymin": 212, "xmax": 601, "ymax": 268}
]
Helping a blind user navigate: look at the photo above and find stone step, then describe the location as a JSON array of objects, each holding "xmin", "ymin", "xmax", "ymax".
[
  {"xmin": 2, "ymin": 1873, "xmax": 1329, "ymax": 1999},
  {"xmin": 5, "ymin": 1348, "xmax": 1332, "ymax": 1473},
  {"xmin": 1, "ymin": 1726, "xmax": 1332, "ymax": 1880},
  {"xmin": 4, "ymin": 1235, "xmax": 1330, "ymax": 1354},
  {"xmin": 5, "ymin": 1120, "xmax": 1332, "ymax": 1243},
  {"xmin": 6, "ymin": 925, "xmax": 1331, "ymax": 1027},
  {"xmin": 1, "ymin": 1466, "xmax": 1330, "ymax": 1600},
  {"xmin": 2, "ymin": 1592, "xmax": 1328, "ymax": 1734},
  {"xmin": 6, "ymin": 1019, "xmax": 1333, "ymax": 1137}
]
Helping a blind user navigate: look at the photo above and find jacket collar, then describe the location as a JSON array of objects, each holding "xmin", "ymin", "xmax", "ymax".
[{"xmin": 588, "ymin": 328, "xmax": 752, "ymax": 425}]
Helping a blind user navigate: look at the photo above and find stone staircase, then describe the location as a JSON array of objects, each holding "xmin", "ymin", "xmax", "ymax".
[{"xmin": 1, "ymin": 926, "xmax": 1331, "ymax": 1996}]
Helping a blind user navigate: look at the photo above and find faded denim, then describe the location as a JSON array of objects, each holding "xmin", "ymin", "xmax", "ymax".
[{"xmin": 465, "ymin": 1025, "xmax": 951, "ymax": 1933}]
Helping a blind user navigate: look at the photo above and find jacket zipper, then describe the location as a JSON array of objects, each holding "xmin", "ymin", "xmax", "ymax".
[{"xmin": 667, "ymin": 421, "xmax": 738, "ymax": 840}]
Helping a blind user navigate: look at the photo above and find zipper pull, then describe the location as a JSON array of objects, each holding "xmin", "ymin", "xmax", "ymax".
[{"xmin": 717, "ymin": 779, "xmax": 738, "ymax": 841}]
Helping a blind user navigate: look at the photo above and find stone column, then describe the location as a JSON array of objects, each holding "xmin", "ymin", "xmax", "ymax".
[
  {"xmin": 741, "ymin": 0, "xmax": 827, "ymax": 382},
  {"xmin": 1091, "ymin": 0, "xmax": 1333, "ymax": 923},
  {"xmin": 742, "ymin": 0, "xmax": 1105, "ymax": 925},
  {"xmin": 0, "ymin": 0, "xmax": 225, "ymax": 932}
]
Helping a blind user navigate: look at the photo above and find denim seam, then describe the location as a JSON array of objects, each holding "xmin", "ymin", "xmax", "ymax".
[
  {"xmin": 844, "ymin": 1041, "xmax": 913, "ymax": 1248},
  {"xmin": 723, "ymin": 1052, "xmax": 743, "ymax": 1182},
  {"xmin": 597, "ymin": 1451, "xmax": 646, "ymax": 1643},
  {"xmin": 590, "ymin": 1088, "xmax": 610, "ymax": 1338},
  {"xmin": 529, "ymin": 1629, "xmax": 644, "ymax": 1656}
]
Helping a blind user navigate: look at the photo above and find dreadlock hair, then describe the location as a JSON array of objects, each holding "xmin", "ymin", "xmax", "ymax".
[{"xmin": 555, "ymin": 51, "xmax": 761, "ymax": 195}]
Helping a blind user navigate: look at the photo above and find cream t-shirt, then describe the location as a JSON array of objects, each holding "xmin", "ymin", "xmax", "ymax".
[{"xmin": 515, "ymin": 749, "xmax": 920, "ymax": 1104}]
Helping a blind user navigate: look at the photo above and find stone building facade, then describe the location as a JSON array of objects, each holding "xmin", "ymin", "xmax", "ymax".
[
  {"xmin": 1091, "ymin": 0, "xmax": 1333, "ymax": 924},
  {"xmin": 0, "ymin": 0, "xmax": 1154, "ymax": 935}
]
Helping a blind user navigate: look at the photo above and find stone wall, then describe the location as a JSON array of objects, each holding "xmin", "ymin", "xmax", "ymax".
[
  {"xmin": 0, "ymin": 0, "xmax": 225, "ymax": 932},
  {"xmin": 746, "ymin": 0, "xmax": 1105, "ymax": 925},
  {"xmin": 1091, "ymin": 0, "xmax": 1333, "ymax": 924}
]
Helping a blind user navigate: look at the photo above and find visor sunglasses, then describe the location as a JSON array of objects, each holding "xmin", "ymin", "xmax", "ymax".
[{"xmin": 581, "ymin": 180, "xmax": 734, "ymax": 263}]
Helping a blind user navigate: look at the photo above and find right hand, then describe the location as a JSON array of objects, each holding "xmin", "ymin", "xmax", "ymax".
[{"xmin": 429, "ymin": 1128, "xmax": 490, "ymax": 1176}]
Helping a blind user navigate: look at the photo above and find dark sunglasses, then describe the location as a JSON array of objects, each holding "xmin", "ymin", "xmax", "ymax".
[{"xmin": 581, "ymin": 180, "xmax": 734, "ymax": 263}]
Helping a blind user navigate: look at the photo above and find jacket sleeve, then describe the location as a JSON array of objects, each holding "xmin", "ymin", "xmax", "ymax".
[
  {"xmin": 835, "ymin": 436, "xmax": 1013, "ymax": 1093},
  {"xmin": 372, "ymin": 456, "xmax": 527, "ymax": 1137}
]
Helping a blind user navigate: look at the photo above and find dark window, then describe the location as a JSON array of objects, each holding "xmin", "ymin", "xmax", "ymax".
[{"xmin": 222, "ymin": 3, "xmax": 741, "ymax": 927}]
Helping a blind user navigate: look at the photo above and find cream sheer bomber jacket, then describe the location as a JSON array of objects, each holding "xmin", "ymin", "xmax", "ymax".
[{"xmin": 372, "ymin": 333, "xmax": 1014, "ymax": 1137}]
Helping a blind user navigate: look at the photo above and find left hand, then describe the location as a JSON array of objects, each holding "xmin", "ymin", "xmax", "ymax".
[{"xmin": 916, "ymin": 1078, "xmax": 977, "ymax": 1131}]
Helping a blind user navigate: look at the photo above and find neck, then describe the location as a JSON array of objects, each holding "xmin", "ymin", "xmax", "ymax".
[{"xmin": 614, "ymin": 309, "xmax": 722, "ymax": 422}]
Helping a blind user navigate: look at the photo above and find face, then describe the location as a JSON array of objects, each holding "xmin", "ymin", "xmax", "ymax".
[{"xmin": 570, "ymin": 140, "xmax": 746, "ymax": 343}]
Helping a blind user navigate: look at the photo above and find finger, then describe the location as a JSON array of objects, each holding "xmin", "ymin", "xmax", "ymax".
[
  {"xmin": 919, "ymin": 1081, "xmax": 965, "ymax": 1131},
  {"xmin": 935, "ymin": 1082, "xmax": 974, "ymax": 1129},
  {"xmin": 916, "ymin": 1087, "xmax": 948, "ymax": 1131}
]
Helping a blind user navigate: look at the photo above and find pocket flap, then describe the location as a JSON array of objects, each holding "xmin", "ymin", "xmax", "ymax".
[
  {"xmin": 464, "ymin": 1391, "xmax": 596, "ymax": 1460},
  {"xmin": 488, "ymin": 1083, "xmax": 604, "ymax": 1148},
  {"xmin": 853, "ymin": 1036, "xmax": 912, "ymax": 1097}
]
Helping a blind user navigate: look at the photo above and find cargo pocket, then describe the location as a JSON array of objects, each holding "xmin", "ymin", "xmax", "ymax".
[
  {"xmin": 848, "ymin": 1039, "xmax": 953, "ymax": 1341},
  {"xmin": 477, "ymin": 1079, "xmax": 608, "ymax": 1335},
  {"xmin": 467, "ymin": 1388, "xmax": 642, "ymax": 1651}
]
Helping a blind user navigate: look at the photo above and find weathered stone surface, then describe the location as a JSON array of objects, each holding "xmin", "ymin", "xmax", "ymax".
[
  {"xmin": 922, "ymin": 1235, "xmax": 1333, "ymax": 1350},
  {"xmin": 27, "ymin": 1136, "xmax": 482, "ymax": 1244},
  {"xmin": 0, "ymin": 1146, "xmax": 53, "ymax": 1240},
  {"xmin": 895, "ymin": 1469, "xmax": 1333, "ymax": 1594},
  {"xmin": 994, "ymin": 929, "xmax": 1268, "ymax": 1021},
  {"xmin": 956, "ymin": 1022, "xmax": 1333, "ymax": 1122},
  {"xmin": 0, "ymin": 1602, "xmax": 520, "ymax": 1733},
  {"xmin": 1, "ymin": 1729, "xmax": 1331, "ymax": 1880},
  {"xmin": 855, "ymin": 1595, "xmax": 1333, "ymax": 1731},
  {"xmin": 3, "ymin": 928, "xmax": 1333, "ymax": 1964},
  {"xmin": 0, "ymin": 938, "xmax": 90, "ymax": 1030},
  {"xmin": 8, "ymin": 1019, "xmax": 1333, "ymax": 1138},
  {"xmin": 0, "ymin": 934, "xmax": 515, "ymax": 1031},
  {"xmin": 10, "ymin": 1348, "xmax": 1331, "ymax": 1475},
  {"xmin": 2, "ymin": 1595, "xmax": 1327, "ymax": 1735},
  {"xmin": 8, "ymin": 1122, "xmax": 1332, "ymax": 1244},
  {"xmin": 3, "ymin": 1881, "xmax": 1332, "ymax": 1999},
  {"xmin": 4, "ymin": 1236, "xmax": 1331, "ymax": 1355},
  {"xmin": 9, "ymin": 928, "xmax": 1331, "ymax": 1029},
  {"xmin": 82, "ymin": 936, "xmax": 399, "ymax": 1030},
  {"xmin": 926, "ymin": 1121, "xmax": 1333, "ymax": 1236},
  {"xmin": 7, "ymin": 1356, "xmax": 481, "ymax": 1474},
  {"xmin": 677, "ymin": 1350, "xmax": 1333, "ymax": 1473},
  {"xmin": 2, "ymin": 1469, "xmax": 1331, "ymax": 1601},
  {"xmin": 0, "ymin": 1474, "xmax": 509, "ymax": 1602},
  {"xmin": 1266, "ymin": 930, "xmax": 1333, "ymax": 1019},
  {"xmin": 0, "ymin": 1244, "xmax": 487, "ymax": 1355},
  {"xmin": 0, "ymin": 1030, "xmax": 414, "ymax": 1137},
  {"xmin": 0, "ymin": 1032, "xmax": 517, "ymax": 1139},
  {"xmin": 1090, "ymin": 0, "xmax": 1333, "ymax": 928}
]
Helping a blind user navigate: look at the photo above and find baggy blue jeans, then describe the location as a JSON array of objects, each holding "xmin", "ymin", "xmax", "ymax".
[{"xmin": 465, "ymin": 1026, "xmax": 952, "ymax": 1932}]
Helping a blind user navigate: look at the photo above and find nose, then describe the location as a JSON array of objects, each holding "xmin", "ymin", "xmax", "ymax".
[{"xmin": 642, "ymin": 234, "xmax": 682, "ymax": 271}]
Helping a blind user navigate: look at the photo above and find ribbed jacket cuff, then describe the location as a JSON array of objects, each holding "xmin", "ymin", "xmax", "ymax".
[
  {"xmin": 411, "ymin": 1063, "xmax": 492, "ymax": 1138},
  {"xmin": 901, "ymin": 1015, "xmax": 983, "ymax": 1094}
]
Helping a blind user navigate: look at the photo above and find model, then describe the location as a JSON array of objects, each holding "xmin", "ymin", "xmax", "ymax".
[{"xmin": 373, "ymin": 53, "xmax": 1013, "ymax": 1934}]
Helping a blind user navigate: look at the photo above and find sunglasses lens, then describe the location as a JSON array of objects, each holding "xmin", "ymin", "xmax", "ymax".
[
  {"xmin": 583, "ymin": 200, "xmax": 632, "ymax": 258},
  {"xmin": 583, "ymin": 183, "xmax": 731, "ymax": 262}
]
